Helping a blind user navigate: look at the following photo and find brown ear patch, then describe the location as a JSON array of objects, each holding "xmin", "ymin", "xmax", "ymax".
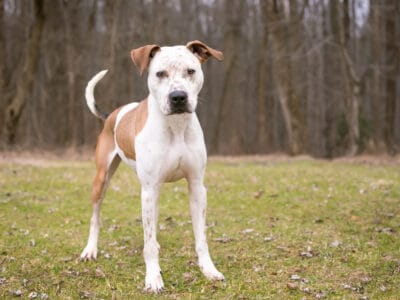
[
  {"xmin": 115, "ymin": 99, "xmax": 148, "ymax": 160},
  {"xmin": 186, "ymin": 40, "xmax": 224, "ymax": 63},
  {"xmin": 130, "ymin": 45, "xmax": 160, "ymax": 75}
]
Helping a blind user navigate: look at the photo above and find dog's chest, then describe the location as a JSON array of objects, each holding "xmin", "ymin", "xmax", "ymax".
[
  {"xmin": 133, "ymin": 114, "xmax": 206, "ymax": 184},
  {"xmin": 162, "ymin": 135, "xmax": 191, "ymax": 182}
]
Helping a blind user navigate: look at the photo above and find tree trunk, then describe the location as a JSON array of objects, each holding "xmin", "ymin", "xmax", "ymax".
[
  {"xmin": 0, "ymin": 0, "xmax": 5, "ymax": 134},
  {"xmin": 383, "ymin": 0, "xmax": 398, "ymax": 153},
  {"xmin": 269, "ymin": 0, "xmax": 302, "ymax": 155},
  {"xmin": 61, "ymin": 1, "xmax": 76, "ymax": 146},
  {"xmin": 2, "ymin": 0, "xmax": 45, "ymax": 145},
  {"xmin": 333, "ymin": 0, "xmax": 361, "ymax": 156},
  {"xmin": 257, "ymin": 1, "xmax": 269, "ymax": 151},
  {"xmin": 369, "ymin": 2, "xmax": 385, "ymax": 152},
  {"xmin": 211, "ymin": 0, "xmax": 241, "ymax": 153}
]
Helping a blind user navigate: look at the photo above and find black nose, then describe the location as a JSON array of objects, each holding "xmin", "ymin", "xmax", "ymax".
[{"xmin": 169, "ymin": 90, "xmax": 188, "ymax": 106}]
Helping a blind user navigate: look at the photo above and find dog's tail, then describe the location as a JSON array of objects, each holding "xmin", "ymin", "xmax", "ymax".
[{"xmin": 85, "ymin": 70, "xmax": 109, "ymax": 121}]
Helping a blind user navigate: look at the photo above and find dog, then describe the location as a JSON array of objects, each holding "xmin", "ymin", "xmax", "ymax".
[{"xmin": 80, "ymin": 41, "xmax": 224, "ymax": 293}]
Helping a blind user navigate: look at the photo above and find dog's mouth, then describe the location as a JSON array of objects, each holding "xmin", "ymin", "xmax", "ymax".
[
  {"xmin": 167, "ymin": 102, "xmax": 194, "ymax": 115},
  {"xmin": 169, "ymin": 107, "xmax": 192, "ymax": 115}
]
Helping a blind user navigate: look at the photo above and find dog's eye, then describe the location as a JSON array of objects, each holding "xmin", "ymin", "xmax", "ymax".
[
  {"xmin": 156, "ymin": 71, "xmax": 167, "ymax": 78},
  {"xmin": 187, "ymin": 69, "xmax": 196, "ymax": 75}
]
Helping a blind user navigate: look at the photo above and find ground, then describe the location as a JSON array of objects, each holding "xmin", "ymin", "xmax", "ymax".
[{"xmin": 0, "ymin": 155, "xmax": 399, "ymax": 299}]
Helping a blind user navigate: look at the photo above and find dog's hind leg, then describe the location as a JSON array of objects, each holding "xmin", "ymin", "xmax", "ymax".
[{"xmin": 81, "ymin": 130, "xmax": 120, "ymax": 260}]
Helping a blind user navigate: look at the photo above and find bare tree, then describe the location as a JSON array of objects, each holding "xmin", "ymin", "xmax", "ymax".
[
  {"xmin": 383, "ymin": 0, "xmax": 399, "ymax": 153},
  {"xmin": 2, "ymin": 0, "xmax": 45, "ymax": 144}
]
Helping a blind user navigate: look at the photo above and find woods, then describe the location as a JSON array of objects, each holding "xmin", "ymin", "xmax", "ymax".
[{"xmin": 0, "ymin": 0, "xmax": 399, "ymax": 157}]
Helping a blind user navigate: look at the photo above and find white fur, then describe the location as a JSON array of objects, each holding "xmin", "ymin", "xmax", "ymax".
[
  {"xmin": 81, "ymin": 45, "xmax": 224, "ymax": 293},
  {"xmin": 147, "ymin": 46, "xmax": 204, "ymax": 115},
  {"xmin": 85, "ymin": 69, "xmax": 108, "ymax": 119}
]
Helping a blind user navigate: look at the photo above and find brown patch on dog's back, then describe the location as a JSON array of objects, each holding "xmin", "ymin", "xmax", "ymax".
[{"xmin": 115, "ymin": 99, "xmax": 148, "ymax": 160}]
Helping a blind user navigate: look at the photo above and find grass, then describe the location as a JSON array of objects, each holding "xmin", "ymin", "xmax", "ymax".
[{"xmin": 0, "ymin": 157, "xmax": 399, "ymax": 299}]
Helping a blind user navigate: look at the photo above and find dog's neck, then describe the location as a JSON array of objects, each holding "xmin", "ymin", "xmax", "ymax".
[{"xmin": 148, "ymin": 94, "xmax": 194, "ymax": 140}]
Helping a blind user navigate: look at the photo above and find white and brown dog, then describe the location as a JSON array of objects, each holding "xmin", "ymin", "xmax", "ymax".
[{"xmin": 81, "ymin": 41, "xmax": 224, "ymax": 293}]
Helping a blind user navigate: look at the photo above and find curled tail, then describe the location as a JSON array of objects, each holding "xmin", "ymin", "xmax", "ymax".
[{"xmin": 85, "ymin": 70, "xmax": 109, "ymax": 121}]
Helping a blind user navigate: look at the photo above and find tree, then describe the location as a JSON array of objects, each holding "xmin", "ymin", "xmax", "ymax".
[{"xmin": 2, "ymin": 0, "xmax": 45, "ymax": 145}]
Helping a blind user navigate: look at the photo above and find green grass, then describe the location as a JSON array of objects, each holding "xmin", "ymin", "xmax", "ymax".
[{"xmin": 0, "ymin": 158, "xmax": 399, "ymax": 299}]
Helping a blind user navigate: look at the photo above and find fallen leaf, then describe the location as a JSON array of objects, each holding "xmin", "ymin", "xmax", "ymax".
[
  {"xmin": 383, "ymin": 212, "xmax": 395, "ymax": 219},
  {"xmin": 40, "ymin": 293, "xmax": 48, "ymax": 300},
  {"xmin": 315, "ymin": 290, "xmax": 327, "ymax": 299},
  {"xmin": 300, "ymin": 252, "xmax": 313, "ymax": 258},
  {"xmin": 330, "ymin": 240, "xmax": 341, "ymax": 247},
  {"xmin": 290, "ymin": 274, "xmax": 301, "ymax": 281},
  {"xmin": 276, "ymin": 245, "xmax": 289, "ymax": 252},
  {"xmin": 165, "ymin": 216, "xmax": 174, "ymax": 223},
  {"xmin": 360, "ymin": 276, "xmax": 371, "ymax": 283},
  {"xmin": 11, "ymin": 289, "xmax": 22, "ymax": 297},
  {"xmin": 300, "ymin": 286, "xmax": 311, "ymax": 294},
  {"xmin": 342, "ymin": 283, "xmax": 353, "ymax": 290},
  {"xmin": 376, "ymin": 227, "xmax": 394, "ymax": 234},
  {"xmin": 213, "ymin": 235, "xmax": 233, "ymax": 243},
  {"xmin": 253, "ymin": 190, "xmax": 264, "ymax": 199},
  {"xmin": 60, "ymin": 257, "xmax": 72, "ymax": 262},
  {"xmin": 301, "ymin": 278, "xmax": 310, "ymax": 284},
  {"xmin": 287, "ymin": 282, "xmax": 298, "ymax": 290},
  {"xmin": 108, "ymin": 225, "xmax": 120, "ymax": 232},
  {"xmin": 299, "ymin": 248, "xmax": 313, "ymax": 258},
  {"xmin": 242, "ymin": 228, "xmax": 254, "ymax": 234},
  {"xmin": 79, "ymin": 290, "xmax": 94, "ymax": 299},
  {"xmin": 95, "ymin": 267, "xmax": 105, "ymax": 278},
  {"xmin": 22, "ymin": 278, "xmax": 28, "ymax": 287},
  {"xmin": 183, "ymin": 272, "xmax": 195, "ymax": 283}
]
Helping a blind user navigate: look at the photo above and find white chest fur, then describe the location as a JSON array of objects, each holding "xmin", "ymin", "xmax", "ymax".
[{"xmin": 135, "ymin": 99, "xmax": 206, "ymax": 185}]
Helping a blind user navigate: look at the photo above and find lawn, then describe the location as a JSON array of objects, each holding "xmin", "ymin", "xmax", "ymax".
[{"xmin": 0, "ymin": 157, "xmax": 399, "ymax": 299}]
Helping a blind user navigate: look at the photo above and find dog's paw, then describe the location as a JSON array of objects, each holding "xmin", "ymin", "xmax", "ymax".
[
  {"xmin": 144, "ymin": 270, "xmax": 164, "ymax": 294},
  {"xmin": 199, "ymin": 259, "xmax": 225, "ymax": 281},
  {"xmin": 202, "ymin": 267, "xmax": 225, "ymax": 281},
  {"xmin": 80, "ymin": 245, "xmax": 97, "ymax": 261}
]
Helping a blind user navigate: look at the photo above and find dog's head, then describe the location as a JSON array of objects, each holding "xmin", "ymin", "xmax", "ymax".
[{"xmin": 131, "ymin": 41, "xmax": 223, "ymax": 115}]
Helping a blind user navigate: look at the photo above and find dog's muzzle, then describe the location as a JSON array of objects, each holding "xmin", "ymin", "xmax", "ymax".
[{"xmin": 168, "ymin": 90, "xmax": 191, "ymax": 114}]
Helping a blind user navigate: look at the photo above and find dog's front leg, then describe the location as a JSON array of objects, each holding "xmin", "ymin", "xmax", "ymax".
[
  {"xmin": 188, "ymin": 179, "xmax": 225, "ymax": 281},
  {"xmin": 141, "ymin": 186, "xmax": 164, "ymax": 293}
]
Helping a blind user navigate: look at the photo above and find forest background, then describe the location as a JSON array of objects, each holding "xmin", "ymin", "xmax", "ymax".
[{"xmin": 1, "ymin": 0, "xmax": 399, "ymax": 158}]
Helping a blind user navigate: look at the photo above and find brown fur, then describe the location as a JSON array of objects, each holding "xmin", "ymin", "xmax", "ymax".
[
  {"xmin": 91, "ymin": 108, "xmax": 122, "ymax": 204},
  {"xmin": 115, "ymin": 99, "xmax": 148, "ymax": 160},
  {"xmin": 131, "ymin": 45, "xmax": 160, "ymax": 75},
  {"xmin": 186, "ymin": 40, "xmax": 224, "ymax": 63},
  {"xmin": 90, "ymin": 100, "xmax": 148, "ymax": 204}
]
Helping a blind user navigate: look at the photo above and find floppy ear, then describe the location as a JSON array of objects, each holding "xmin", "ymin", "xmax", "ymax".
[
  {"xmin": 130, "ymin": 44, "xmax": 161, "ymax": 75},
  {"xmin": 186, "ymin": 40, "xmax": 224, "ymax": 63}
]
